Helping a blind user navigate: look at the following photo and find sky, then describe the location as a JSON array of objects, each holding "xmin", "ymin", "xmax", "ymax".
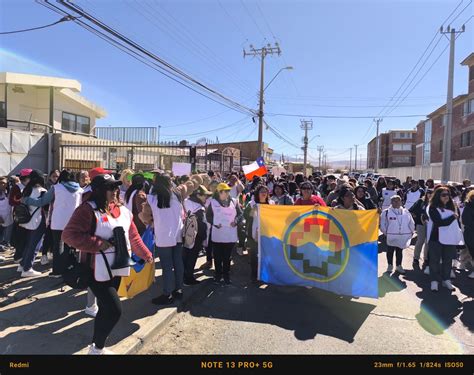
[{"xmin": 0, "ymin": 0, "xmax": 473, "ymax": 165}]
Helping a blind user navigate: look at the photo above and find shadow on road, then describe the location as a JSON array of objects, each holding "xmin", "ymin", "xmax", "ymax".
[{"xmin": 180, "ymin": 255, "xmax": 376, "ymax": 343}]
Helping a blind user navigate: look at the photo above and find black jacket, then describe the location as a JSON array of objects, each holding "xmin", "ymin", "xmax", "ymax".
[{"xmin": 409, "ymin": 198, "xmax": 429, "ymax": 226}]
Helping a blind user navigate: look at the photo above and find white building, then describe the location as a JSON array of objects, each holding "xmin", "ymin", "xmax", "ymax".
[{"xmin": 0, "ymin": 72, "xmax": 106, "ymax": 134}]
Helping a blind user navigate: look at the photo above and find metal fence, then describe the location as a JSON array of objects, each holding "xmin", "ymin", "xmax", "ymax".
[{"xmin": 59, "ymin": 142, "xmax": 251, "ymax": 174}]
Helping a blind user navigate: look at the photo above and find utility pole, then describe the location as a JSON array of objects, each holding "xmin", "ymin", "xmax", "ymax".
[
  {"xmin": 354, "ymin": 144, "xmax": 358, "ymax": 171},
  {"xmin": 440, "ymin": 24, "xmax": 465, "ymax": 183},
  {"xmin": 349, "ymin": 147, "xmax": 352, "ymax": 172},
  {"xmin": 157, "ymin": 125, "xmax": 161, "ymax": 144},
  {"xmin": 244, "ymin": 43, "xmax": 281, "ymax": 158},
  {"xmin": 317, "ymin": 146, "xmax": 324, "ymax": 171},
  {"xmin": 300, "ymin": 119, "xmax": 313, "ymax": 177},
  {"xmin": 373, "ymin": 118, "xmax": 383, "ymax": 172}
]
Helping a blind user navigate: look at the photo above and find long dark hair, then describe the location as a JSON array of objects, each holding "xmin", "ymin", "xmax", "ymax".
[
  {"xmin": 125, "ymin": 174, "xmax": 146, "ymax": 204},
  {"xmin": 22, "ymin": 170, "xmax": 45, "ymax": 198},
  {"xmin": 151, "ymin": 174, "xmax": 172, "ymax": 209},
  {"xmin": 430, "ymin": 185, "xmax": 455, "ymax": 211},
  {"xmin": 58, "ymin": 169, "xmax": 76, "ymax": 184},
  {"xmin": 254, "ymin": 185, "xmax": 270, "ymax": 204},
  {"xmin": 376, "ymin": 177, "xmax": 387, "ymax": 191},
  {"xmin": 88, "ymin": 187, "xmax": 108, "ymax": 213}
]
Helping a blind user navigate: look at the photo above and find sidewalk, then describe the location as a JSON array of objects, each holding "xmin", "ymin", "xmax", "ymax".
[{"xmin": 0, "ymin": 248, "xmax": 214, "ymax": 354}]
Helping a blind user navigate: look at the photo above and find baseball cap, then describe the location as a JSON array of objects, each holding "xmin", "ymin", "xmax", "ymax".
[
  {"xmin": 91, "ymin": 174, "xmax": 122, "ymax": 191},
  {"xmin": 89, "ymin": 167, "xmax": 112, "ymax": 181},
  {"xmin": 20, "ymin": 168, "xmax": 32, "ymax": 177},
  {"xmin": 216, "ymin": 182, "xmax": 231, "ymax": 191}
]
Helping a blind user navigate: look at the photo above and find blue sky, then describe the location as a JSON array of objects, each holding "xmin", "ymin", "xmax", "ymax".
[{"xmin": 0, "ymin": 0, "xmax": 473, "ymax": 164}]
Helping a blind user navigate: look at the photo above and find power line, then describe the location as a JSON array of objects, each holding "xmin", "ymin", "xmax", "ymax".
[
  {"xmin": 38, "ymin": 1, "xmax": 255, "ymax": 117},
  {"xmin": 240, "ymin": 0, "xmax": 267, "ymax": 40},
  {"xmin": 0, "ymin": 16, "xmax": 73, "ymax": 34},
  {"xmin": 266, "ymin": 112, "xmax": 427, "ymax": 119},
  {"xmin": 161, "ymin": 116, "xmax": 250, "ymax": 138},
  {"xmin": 160, "ymin": 109, "xmax": 232, "ymax": 128}
]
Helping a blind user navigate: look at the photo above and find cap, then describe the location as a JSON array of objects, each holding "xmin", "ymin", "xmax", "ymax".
[
  {"xmin": 390, "ymin": 194, "xmax": 402, "ymax": 201},
  {"xmin": 91, "ymin": 174, "xmax": 122, "ymax": 191},
  {"xmin": 195, "ymin": 185, "xmax": 212, "ymax": 196},
  {"xmin": 216, "ymin": 182, "xmax": 231, "ymax": 191},
  {"xmin": 20, "ymin": 168, "xmax": 32, "ymax": 177},
  {"xmin": 89, "ymin": 167, "xmax": 112, "ymax": 181}
]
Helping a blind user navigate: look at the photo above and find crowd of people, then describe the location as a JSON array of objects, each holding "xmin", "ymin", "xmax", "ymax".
[{"xmin": 0, "ymin": 166, "xmax": 473, "ymax": 354}]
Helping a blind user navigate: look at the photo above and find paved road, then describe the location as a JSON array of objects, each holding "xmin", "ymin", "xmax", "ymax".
[{"xmin": 140, "ymin": 244, "xmax": 474, "ymax": 354}]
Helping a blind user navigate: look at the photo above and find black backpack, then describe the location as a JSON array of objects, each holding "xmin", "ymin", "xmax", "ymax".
[{"xmin": 13, "ymin": 204, "xmax": 39, "ymax": 224}]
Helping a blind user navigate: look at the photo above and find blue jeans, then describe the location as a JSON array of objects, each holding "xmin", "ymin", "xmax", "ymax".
[
  {"xmin": 0, "ymin": 224, "xmax": 13, "ymax": 245},
  {"xmin": 155, "ymin": 244, "xmax": 184, "ymax": 296},
  {"xmin": 20, "ymin": 218, "xmax": 46, "ymax": 272}
]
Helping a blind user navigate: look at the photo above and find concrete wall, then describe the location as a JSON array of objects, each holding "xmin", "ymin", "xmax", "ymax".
[
  {"xmin": 0, "ymin": 128, "xmax": 48, "ymax": 175},
  {"xmin": 379, "ymin": 160, "xmax": 474, "ymax": 183}
]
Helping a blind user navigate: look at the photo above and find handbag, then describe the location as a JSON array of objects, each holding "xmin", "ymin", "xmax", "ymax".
[{"xmin": 62, "ymin": 251, "xmax": 93, "ymax": 290}]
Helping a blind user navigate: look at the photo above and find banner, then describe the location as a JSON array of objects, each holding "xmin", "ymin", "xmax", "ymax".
[{"xmin": 258, "ymin": 205, "xmax": 379, "ymax": 298}]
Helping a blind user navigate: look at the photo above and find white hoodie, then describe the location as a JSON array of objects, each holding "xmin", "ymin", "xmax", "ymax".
[{"xmin": 380, "ymin": 206, "xmax": 415, "ymax": 249}]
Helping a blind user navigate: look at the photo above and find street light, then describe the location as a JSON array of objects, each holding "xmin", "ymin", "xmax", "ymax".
[{"xmin": 264, "ymin": 66, "xmax": 294, "ymax": 92}]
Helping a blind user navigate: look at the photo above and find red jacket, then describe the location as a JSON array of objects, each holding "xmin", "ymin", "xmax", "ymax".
[
  {"xmin": 62, "ymin": 201, "xmax": 152, "ymax": 269},
  {"xmin": 294, "ymin": 195, "xmax": 327, "ymax": 206}
]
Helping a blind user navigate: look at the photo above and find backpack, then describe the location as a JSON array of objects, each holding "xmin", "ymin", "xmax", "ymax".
[
  {"xmin": 13, "ymin": 204, "xmax": 39, "ymax": 224},
  {"xmin": 183, "ymin": 210, "xmax": 199, "ymax": 249}
]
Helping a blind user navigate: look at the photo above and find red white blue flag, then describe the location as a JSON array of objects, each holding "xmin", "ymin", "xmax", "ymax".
[{"xmin": 243, "ymin": 157, "xmax": 268, "ymax": 180}]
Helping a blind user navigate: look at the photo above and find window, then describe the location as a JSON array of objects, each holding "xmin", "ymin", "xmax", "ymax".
[
  {"xmin": 422, "ymin": 120, "xmax": 431, "ymax": 165},
  {"xmin": 464, "ymin": 99, "xmax": 474, "ymax": 116},
  {"xmin": 62, "ymin": 112, "xmax": 91, "ymax": 134},
  {"xmin": 393, "ymin": 143, "xmax": 412, "ymax": 151},
  {"xmin": 393, "ymin": 156, "xmax": 411, "ymax": 163},
  {"xmin": 439, "ymin": 139, "xmax": 443, "ymax": 152},
  {"xmin": 461, "ymin": 131, "xmax": 472, "ymax": 147},
  {"xmin": 0, "ymin": 101, "xmax": 5, "ymax": 127}
]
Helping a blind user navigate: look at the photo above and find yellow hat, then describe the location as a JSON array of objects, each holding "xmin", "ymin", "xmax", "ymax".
[{"xmin": 216, "ymin": 182, "xmax": 231, "ymax": 191}]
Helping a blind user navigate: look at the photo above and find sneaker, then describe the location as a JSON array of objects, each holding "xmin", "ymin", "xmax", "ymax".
[
  {"xmin": 431, "ymin": 281, "xmax": 439, "ymax": 292},
  {"xmin": 88, "ymin": 344, "xmax": 115, "ymax": 355},
  {"xmin": 0, "ymin": 255, "xmax": 5, "ymax": 262},
  {"xmin": 17, "ymin": 265, "xmax": 24, "ymax": 272},
  {"xmin": 47, "ymin": 253, "xmax": 54, "ymax": 261},
  {"xmin": 424, "ymin": 266, "xmax": 430, "ymax": 275},
  {"xmin": 48, "ymin": 272, "xmax": 62, "ymax": 278},
  {"xmin": 395, "ymin": 265, "xmax": 406, "ymax": 274},
  {"xmin": 172, "ymin": 289, "xmax": 183, "ymax": 300},
  {"xmin": 386, "ymin": 264, "xmax": 393, "ymax": 273},
  {"xmin": 442, "ymin": 280, "xmax": 455, "ymax": 291},
  {"xmin": 213, "ymin": 277, "xmax": 222, "ymax": 285},
  {"xmin": 151, "ymin": 294, "xmax": 174, "ymax": 305},
  {"xmin": 40, "ymin": 255, "xmax": 49, "ymax": 265},
  {"xmin": 85, "ymin": 304, "xmax": 99, "ymax": 317},
  {"xmin": 412, "ymin": 259, "xmax": 420, "ymax": 270},
  {"xmin": 450, "ymin": 269, "xmax": 456, "ymax": 279},
  {"xmin": 183, "ymin": 278, "xmax": 200, "ymax": 286},
  {"xmin": 236, "ymin": 247, "xmax": 244, "ymax": 256},
  {"xmin": 21, "ymin": 269, "xmax": 42, "ymax": 278},
  {"xmin": 468, "ymin": 271, "xmax": 474, "ymax": 279},
  {"xmin": 13, "ymin": 258, "xmax": 22, "ymax": 264}
]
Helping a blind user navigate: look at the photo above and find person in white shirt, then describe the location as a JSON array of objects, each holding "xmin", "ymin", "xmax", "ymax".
[
  {"xmin": 427, "ymin": 186, "xmax": 464, "ymax": 292},
  {"xmin": 380, "ymin": 195, "xmax": 415, "ymax": 274},
  {"xmin": 141, "ymin": 174, "xmax": 185, "ymax": 305},
  {"xmin": 380, "ymin": 180, "xmax": 401, "ymax": 211},
  {"xmin": 18, "ymin": 170, "xmax": 49, "ymax": 277},
  {"xmin": 404, "ymin": 179, "xmax": 424, "ymax": 210}
]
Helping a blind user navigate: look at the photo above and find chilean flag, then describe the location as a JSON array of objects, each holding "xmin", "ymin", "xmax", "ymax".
[{"xmin": 243, "ymin": 157, "xmax": 268, "ymax": 180}]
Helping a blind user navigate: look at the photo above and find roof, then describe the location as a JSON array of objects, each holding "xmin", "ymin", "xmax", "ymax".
[
  {"xmin": 0, "ymin": 72, "xmax": 107, "ymax": 118},
  {"xmin": 427, "ymin": 94, "xmax": 468, "ymax": 118},
  {"xmin": 0, "ymin": 72, "xmax": 81, "ymax": 91},
  {"xmin": 460, "ymin": 53, "xmax": 474, "ymax": 67},
  {"xmin": 387, "ymin": 129, "xmax": 417, "ymax": 133}
]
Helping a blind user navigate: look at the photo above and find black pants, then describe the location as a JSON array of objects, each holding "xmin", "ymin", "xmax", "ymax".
[
  {"xmin": 41, "ymin": 225, "xmax": 53, "ymax": 256},
  {"xmin": 51, "ymin": 230, "xmax": 72, "ymax": 274},
  {"xmin": 249, "ymin": 243, "xmax": 258, "ymax": 281},
  {"xmin": 183, "ymin": 243, "xmax": 201, "ymax": 281},
  {"xmin": 213, "ymin": 242, "xmax": 234, "ymax": 281},
  {"xmin": 12, "ymin": 224, "xmax": 27, "ymax": 261},
  {"xmin": 88, "ymin": 276, "xmax": 122, "ymax": 349},
  {"xmin": 237, "ymin": 224, "xmax": 246, "ymax": 248},
  {"xmin": 386, "ymin": 246, "xmax": 403, "ymax": 266},
  {"xmin": 206, "ymin": 242, "xmax": 213, "ymax": 262}
]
